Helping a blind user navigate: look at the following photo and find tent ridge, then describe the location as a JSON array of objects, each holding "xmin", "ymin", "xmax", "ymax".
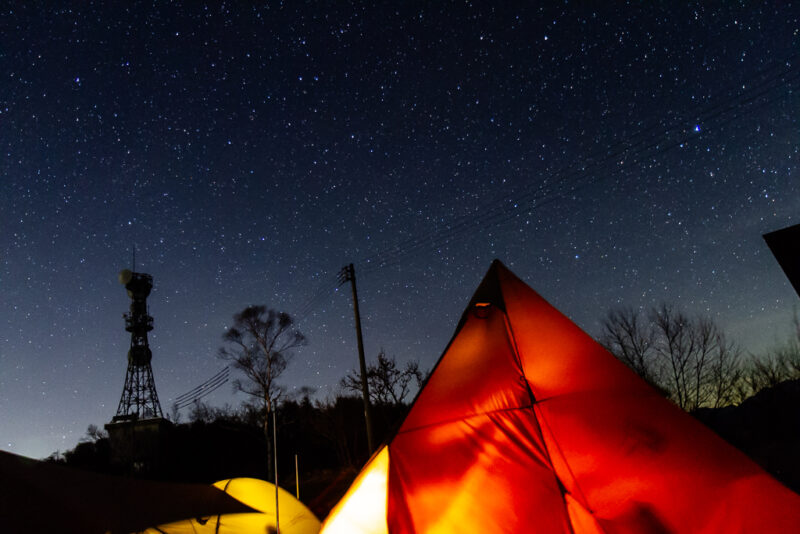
[
  {"xmin": 500, "ymin": 309, "xmax": 599, "ymax": 534},
  {"xmin": 396, "ymin": 403, "xmax": 536, "ymax": 435}
]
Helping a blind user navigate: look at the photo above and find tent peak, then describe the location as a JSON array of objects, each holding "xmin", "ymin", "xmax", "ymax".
[
  {"xmin": 452, "ymin": 259, "xmax": 510, "ymax": 334},
  {"xmin": 467, "ymin": 259, "xmax": 509, "ymax": 310}
]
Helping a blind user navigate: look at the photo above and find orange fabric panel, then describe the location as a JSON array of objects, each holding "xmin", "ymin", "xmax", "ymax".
[
  {"xmin": 389, "ymin": 307, "xmax": 571, "ymax": 532},
  {"xmin": 399, "ymin": 306, "xmax": 532, "ymax": 433},
  {"xmin": 389, "ymin": 409, "xmax": 571, "ymax": 533},
  {"xmin": 564, "ymin": 494, "xmax": 605, "ymax": 534},
  {"xmin": 496, "ymin": 264, "xmax": 800, "ymax": 532}
]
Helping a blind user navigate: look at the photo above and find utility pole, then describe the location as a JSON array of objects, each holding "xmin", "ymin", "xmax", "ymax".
[
  {"xmin": 338, "ymin": 263, "xmax": 375, "ymax": 453},
  {"xmin": 273, "ymin": 409, "xmax": 280, "ymax": 534},
  {"xmin": 295, "ymin": 454, "xmax": 300, "ymax": 499}
]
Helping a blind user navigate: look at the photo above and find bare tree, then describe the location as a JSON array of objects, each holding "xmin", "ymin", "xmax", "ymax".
[
  {"xmin": 742, "ymin": 343, "xmax": 800, "ymax": 395},
  {"xmin": 707, "ymin": 335, "xmax": 743, "ymax": 408},
  {"xmin": 601, "ymin": 304, "xmax": 743, "ymax": 410},
  {"xmin": 341, "ymin": 350, "xmax": 424, "ymax": 405},
  {"xmin": 311, "ymin": 393, "xmax": 363, "ymax": 467},
  {"xmin": 218, "ymin": 305, "xmax": 306, "ymax": 479},
  {"xmin": 734, "ymin": 309, "xmax": 800, "ymax": 399},
  {"xmin": 81, "ymin": 424, "xmax": 108, "ymax": 443},
  {"xmin": 651, "ymin": 305, "xmax": 693, "ymax": 409},
  {"xmin": 168, "ymin": 403, "xmax": 183, "ymax": 424},
  {"xmin": 600, "ymin": 307, "xmax": 660, "ymax": 385}
]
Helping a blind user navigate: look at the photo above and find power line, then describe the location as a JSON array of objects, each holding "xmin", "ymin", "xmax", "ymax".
[
  {"xmin": 176, "ymin": 56, "xmax": 800, "ymax": 406},
  {"xmin": 284, "ymin": 54, "xmax": 798, "ymax": 324},
  {"xmin": 295, "ymin": 277, "xmax": 342, "ymax": 325},
  {"xmin": 173, "ymin": 367, "xmax": 230, "ymax": 409},
  {"xmin": 174, "ymin": 366, "xmax": 229, "ymax": 403},
  {"xmin": 356, "ymin": 58, "xmax": 800, "ymax": 274},
  {"xmin": 174, "ymin": 379, "xmax": 229, "ymax": 410}
]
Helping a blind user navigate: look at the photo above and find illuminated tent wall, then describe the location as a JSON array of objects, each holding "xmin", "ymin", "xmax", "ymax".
[
  {"xmin": 145, "ymin": 477, "xmax": 321, "ymax": 534},
  {"xmin": 321, "ymin": 260, "xmax": 800, "ymax": 533}
]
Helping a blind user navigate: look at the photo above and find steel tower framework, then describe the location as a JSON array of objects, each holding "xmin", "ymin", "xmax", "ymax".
[{"xmin": 112, "ymin": 269, "xmax": 164, "ymax": 421}]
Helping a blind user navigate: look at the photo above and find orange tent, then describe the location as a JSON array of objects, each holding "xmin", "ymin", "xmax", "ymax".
[{"xmin": 321, "ymin": 260, "xmax": 800, "ymax": 533}]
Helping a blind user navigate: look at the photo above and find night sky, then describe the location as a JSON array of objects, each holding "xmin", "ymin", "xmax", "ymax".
[{"xmin": 2, "ymin": 2, "xmax": 799, "ymax": 459}]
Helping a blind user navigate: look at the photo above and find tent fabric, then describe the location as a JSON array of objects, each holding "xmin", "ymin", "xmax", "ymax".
[
  {"xmin": 321, "ymin": 446, "xmax": 390, "ymax": 534},
  {"xmin": 0, "ymin": 449, "xmax": 255, "ymax": 534},
  {"xmin": 146, "ymin": 477, "xmax": 321, "ymax": 534},
  {"xmin": 320, "ymin": 260, "xmax": 800, "ymax": 533}
]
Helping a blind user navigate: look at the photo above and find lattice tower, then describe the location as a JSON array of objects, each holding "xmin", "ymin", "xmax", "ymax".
[{"xmin": 112, "ymin": 269, "xmax": 163, "ymax": 421}]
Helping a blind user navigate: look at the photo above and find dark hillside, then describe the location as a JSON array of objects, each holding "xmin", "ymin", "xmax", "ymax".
[{"xmin": 694, "ymin": 379, "xmax": 800, "ymax": 493}]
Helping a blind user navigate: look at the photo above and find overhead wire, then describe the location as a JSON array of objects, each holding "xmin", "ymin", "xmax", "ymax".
[
  {"xmin": 174, "ymin": 367, "xmax": 230, "ymax": 403},
  {"xmin": 175, "ymin": 56, "xmax": 798, "ymax": 407},
  {"xmin": 174, "ymin": 378, "xmax": 229, "ymax": 410},
  {"xmin": 357, "ymin": 57, "xmax": 800, "ymax": 274},
  {"xmin": 294, "ymin": 276, "xmax": 343, "ymax": 325},
  {"xmin": 172, "ymin": 277, "xmax": 341, "ymax": 411},
  {"xmin": 173, "ymin": 367, "xmax": 230, "ymax": 409},
  {"xmin": 174, "ymin": 280, "xmax": 341, "ymax": 410}
]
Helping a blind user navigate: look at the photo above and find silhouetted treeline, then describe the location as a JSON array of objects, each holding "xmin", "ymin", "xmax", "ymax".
[
  {"xmin": 48, "ymin": 393, "xmax": 412, "ymax": 517},
  {"xmin": 601, "ymin": 305, "xmax": 800, "ymax": 410},
  {"xmin": 47, "ymin": 304, "xmax": 800, "ymax": 517},
  {"xmin": 49, "ymin": 379, "xmax": 800, "ymax": 515},
  {"xmin": 694, "ymin": 378, "xmax": 800, "ymax": 494}
]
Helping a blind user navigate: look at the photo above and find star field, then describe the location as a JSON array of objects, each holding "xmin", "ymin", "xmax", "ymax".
[{"xmin": 2, "ymin": 2, "xmax": 799, "ymax": 458}]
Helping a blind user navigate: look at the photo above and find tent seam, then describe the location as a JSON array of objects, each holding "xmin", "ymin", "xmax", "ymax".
[
  {"xmin": 396, "ymin": 403, "xmax": 536, "ymax": 434},
  {"xmin": 502, "ymin": 310, "xmax": 610, "ymax": 534}
]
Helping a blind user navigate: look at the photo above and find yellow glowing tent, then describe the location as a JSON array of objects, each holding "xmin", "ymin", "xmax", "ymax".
[
  {"xmin": 320, "ymin": 260, "xmax": 800, "ymax": 533},
  {"xmin": 146, "ymin": 477, "xmax": 321, "ymax": 534}
]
